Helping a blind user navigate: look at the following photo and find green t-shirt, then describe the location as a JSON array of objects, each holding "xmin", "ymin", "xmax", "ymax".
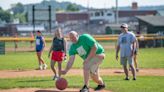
[{"xmin": 69, "ymin": 34, "xmax": 104, "ymax": 60}]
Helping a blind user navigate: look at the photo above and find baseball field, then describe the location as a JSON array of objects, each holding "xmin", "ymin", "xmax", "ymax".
[{"xmin": 0, "ymin": 41, "xmax": 164, "ymax": 92}]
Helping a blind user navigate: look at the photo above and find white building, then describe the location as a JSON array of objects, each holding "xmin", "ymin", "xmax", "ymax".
[
  {"xmin": 89, "ymin": 9, "xmax": 115, "ymax": 23},
  {"xmin": 16, "ymin": 25, "xmax": 46, "ymax": 36}
]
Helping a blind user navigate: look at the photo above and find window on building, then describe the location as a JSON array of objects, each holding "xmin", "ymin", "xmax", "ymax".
[
  {"xmin": 107, "ymin": 13, "xmax": 112, "ymax": 16},
  {"xmin": 95, "ymin": 12, "xmax": 100, "ymax": 16}
]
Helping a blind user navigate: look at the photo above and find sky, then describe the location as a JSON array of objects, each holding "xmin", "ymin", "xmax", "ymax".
[{"xmin": 0, "ymin": 0, "xmax": 164, "ymax": 10}]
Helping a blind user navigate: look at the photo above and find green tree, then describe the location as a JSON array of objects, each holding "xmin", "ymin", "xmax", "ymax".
[
  {"xmin": 11, "ymin": 2, "xmax": 24, "ymax": 15},
  {"xmin": 66, "ymin": 4, "xmax": 79, "ymax": 11},
  {"xmin": 0, "ymin": 7, "xmax": 2, "ymax": 10},
  {"xmin": 0, "ymin": 10, "xmax": 12, "ymax": 22},
  {"xmin": 14, "ymin": 13, "xmax": 27, "ymax": 23},
  {"xmin": 56, "ymin": 8, "xmax": 64, "ymax": 12},
  {"xmin": 10, "ymin": 2, "xmax": 27, "ymax": 23}
]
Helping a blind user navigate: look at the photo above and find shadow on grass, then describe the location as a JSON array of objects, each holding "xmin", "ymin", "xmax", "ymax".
[
  {"xmin": 104, "ymin": 79, "xmax": 125, "ymax": 82},
  {"xmin": 114, "ymin": 71, "xmax": 124, "ymax": 74},
  {"xmin": 18, "ymin": 79, "xmax": 51, "ymax": 83},
  {"xmin": 103, "ymin": 77, "xmax": 125, "ymax": 82}
]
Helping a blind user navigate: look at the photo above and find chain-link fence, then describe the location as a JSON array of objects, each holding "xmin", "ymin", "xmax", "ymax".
[{"xmin": 0, "ymin": 34, "xmax": 164, "ymax": 53}]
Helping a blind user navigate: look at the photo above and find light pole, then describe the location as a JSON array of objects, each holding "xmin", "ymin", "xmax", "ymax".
[
  {"xmin": 32, "ymin": 5, "xmax": 35, "ymax": 33},
  {"xmin": 87, "ymin": 0, "xmax": 90, "ymax": 32},
  {"xmin": 115, "ymin": 0, "xmax": 119, "ymax": 24}
]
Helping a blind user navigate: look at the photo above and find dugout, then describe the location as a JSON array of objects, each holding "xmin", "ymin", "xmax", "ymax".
[{"xmin": 136, "ymin": 16, "xmax": 164, "ymax": 47}]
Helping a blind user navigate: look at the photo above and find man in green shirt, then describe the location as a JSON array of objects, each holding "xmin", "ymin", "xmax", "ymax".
[{"xmin": 61, "ymin": 31, "xmax": 105, "ymax": 92}]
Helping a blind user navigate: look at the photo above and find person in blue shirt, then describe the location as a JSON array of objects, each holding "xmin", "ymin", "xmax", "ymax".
[{"xmin": 35, "ymin": 30, "xmax": 47, "ymax": 70}]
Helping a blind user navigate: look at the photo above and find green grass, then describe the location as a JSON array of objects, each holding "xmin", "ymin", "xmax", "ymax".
[
  {"xmin": 5, "ymin": 42, "xmax": 52, "ymax": 48},
  {"xmin": 0, "ymin": 48, "xmax": 164, "ymax": 70},
  {"xmin": 138, "ymin": 48, "xmax": 164, "ymax": 68},
  {"xmin": 103, "ymin": 47, "xmax": 164, "ymax": 68},
  {"xmin": 5, "ymin": 41, "xmax": 114, "ymax": 48},
  {"xmin": 0, "ymin": 76, "xmax": 164, "ymax": 92}
]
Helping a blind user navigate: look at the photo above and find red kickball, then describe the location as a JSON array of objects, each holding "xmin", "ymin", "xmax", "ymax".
[{"xmin": 55, "ymin": 78, "xmax": 68, "ymax": 90}]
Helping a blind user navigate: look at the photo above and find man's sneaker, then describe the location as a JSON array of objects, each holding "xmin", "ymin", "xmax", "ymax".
[
  {"xmin": 43, "ymin": 64, "xmax": 47, "ymax": 70},
  {"xmin": 133, "ymin": 78, "xmax": 136, "ymax": 80},
  {"xmin": 52, "ymin": 75, "xmax": 59, "ymax": 80},
  {"xmin": 80, "ymin": 85, "xmax": 89, "ymax": 92},
  {"xmin": 94, "ymin": 84, "xmax": 105, "ymax": 91},
  {"xmin": 124, "ymin": 77, "xmax": 130, "ymax": 80}
]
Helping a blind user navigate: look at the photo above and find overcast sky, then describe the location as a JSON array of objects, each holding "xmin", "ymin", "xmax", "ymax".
[{"xmin": 0, "ymin": 0, "xmax": 164, "ymax": 10}]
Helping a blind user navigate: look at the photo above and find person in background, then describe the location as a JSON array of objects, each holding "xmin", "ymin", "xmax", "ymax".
[
  {"xmin": 129, "ymin": 31, "xmax": 139, "ymax": 72},
  {"xmin": 116, "ymin": 23, "xmax": 137, "ymax": 80},
  {"xmin": 35, "ymin": 30, "xmax": 47, "ymax": 70},
  {"xmin": 48, "ymin": 28, "xmax": 67, "ymax": 80},
  {"xmin": 30, "ymin": 32, "xmax": 34, "ymax": 48},
  {"xmin": 133, "ymin": 38, "xmax": 139, "ymax": 72},
  {"xmin": 13, "ymin": 33, "xmax": 18, "ymax": 52}
]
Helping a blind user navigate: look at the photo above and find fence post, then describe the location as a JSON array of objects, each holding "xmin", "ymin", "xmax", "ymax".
[{"xmin": 0, "ymin": 41, "xmax": 5, "ymax": 55}]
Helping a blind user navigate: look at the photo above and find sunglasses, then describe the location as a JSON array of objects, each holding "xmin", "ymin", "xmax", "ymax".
[{"xmin": 121, "ymin": 27, "xmax": 126, "ymax": 29}]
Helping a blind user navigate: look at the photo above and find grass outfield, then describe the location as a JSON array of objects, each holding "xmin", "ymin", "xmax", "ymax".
[
  {"xmin": 0, "ymin": 76, "xmax": 164, "ymax": 92},
  {"xmin": 5, "ymin": 41, "xmax": 116, "ymax": 48},
  {"xmin": 5, "ymin": 41, "xmax": 52, "ymax": 48},
  {"xmin": 0, "ymin": 48, "xmax": 164, "ymax": 70}
]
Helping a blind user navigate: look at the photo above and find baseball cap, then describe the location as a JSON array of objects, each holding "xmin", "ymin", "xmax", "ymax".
[
  {"xmin": 120, "ymin": 23, "xmax": 128, "ymax": 28},
  {"xmin": 37, "ymin": 30, "xmax": 41, "ymax": 33}
]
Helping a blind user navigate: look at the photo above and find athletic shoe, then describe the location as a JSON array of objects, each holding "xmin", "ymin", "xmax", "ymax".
[
  {"xmin": 64, "ymin": 59, "xmax": 67, "ymax": 62},
  {"xmin": 64, "ymin": 57, "xmax": 67, "ymax": 62},
  {"xmin": 43, "ymin": 64, "xmax": 47, "ymax": 70},
  {"xmin": 94, "ymin": 84, "xmax": 105, "ymax": 91},
  {"xmin": 39, "ymin": 65, "xmax": 43, "ymax": 70},
  {"xmin": 52, "ymin": 75, "xmax": 59, "ymax": 80},
  {"xmin": 80, "ymin": 85, "xmax": 89, "ymax": 92},
  {"xmin": 124, "ymin": 77, "xmax": 130, "ymax": 80},
  {"xmin": 133, "ymin": 78, "xmax": 136, "ymax": 80}
]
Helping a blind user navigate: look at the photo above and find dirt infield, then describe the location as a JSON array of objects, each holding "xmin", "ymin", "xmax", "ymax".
[
  {"xmin": 0, "ymin": 69, "xmax": 163, "ymax": 92},
  {"xmin": 0, "ymin": 88, "xmax": 112, "ymax": 92},
  {"xmin": 0, "ymin": 68, "xmax": 163, "ymax": 79}
]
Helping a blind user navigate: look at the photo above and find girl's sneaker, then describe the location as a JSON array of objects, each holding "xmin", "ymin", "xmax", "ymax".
[
  {"xmin": 52, "ymin": 75, "xmax": 60, "ymax": 80},
  {"xmin": 43, "ymin": 64, "xmax": 47, "ymax": 70}
]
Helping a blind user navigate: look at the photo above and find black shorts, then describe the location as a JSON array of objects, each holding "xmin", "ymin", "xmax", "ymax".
[
  {"xmin": 36, "ymin": 49, "xmax": 43, "ymax": 52},
  {"xmin": 134, "ymin": 50, "xmax": 137, "ymax": 55}
]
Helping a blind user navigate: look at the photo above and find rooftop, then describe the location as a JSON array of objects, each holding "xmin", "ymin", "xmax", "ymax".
[{"xmin": 136, "ymin": 16, "xmax": 164, "ymax": 26}]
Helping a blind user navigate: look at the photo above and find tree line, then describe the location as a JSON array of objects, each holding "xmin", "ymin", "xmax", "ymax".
[{"xmin": 0, "ymin": 2, "xmax": 79, "ymax": 23}]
